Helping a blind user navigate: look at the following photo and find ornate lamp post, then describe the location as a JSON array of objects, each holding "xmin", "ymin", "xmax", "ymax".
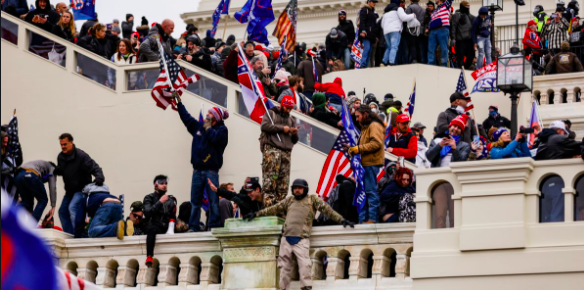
[
  {"xmin": 483, "ymin": 0, "xmax": 503, "ymax": 59},
  {"xmin": 496, "ymin": 45, "xmax": 533, "ymax": 136}
]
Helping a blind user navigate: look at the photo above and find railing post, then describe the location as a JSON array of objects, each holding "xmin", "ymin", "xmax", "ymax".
[
  {"xmin": 199, "ymin": 262, "xmax": 219, "ymax": 286},
  {"xmin": 76, "ymin": 267, "xmax": 96, "ymax": 283},
  {"xmin": 16, "ymin": 20, "xmax": 27, "ymax": 51},
  {"xmin": 566, "ymin": 90, "xmax": 575, "ymax": 103},
  {"xmin": 94, "ymin": 267, "xmax": 106, "ymax": 286},
  {"xmin": 373, "ymin": 256, "xmax": 390, "ymax": 278},
  {"xmin": 103, "ymin": 267, "xmax": 117, "ymax": 288},
  {"xmin": 348, "ymin": 256, "xmax": 363, "ymax": 280},
  {"xmin": 540, "ymin": 93, "xmax": 549, "ymax": 105},
  {"xmin": 115, "ymin": 66, "xmax": 125, "ymax": 93},
  {"xmin": 395, "ymin": 254, "xmax": 408, "ymax": 279},
  {"xmin": 157, "ymin": 263, "xmax": 178, "ymax": 287},
  {"xmin": 554, "ymin": 92, "xmax": 561, "ymax": 104},
  {"xmin": 178, "ymin": 263, "xmax": 200, "ymax": 287},
  {"xmin": 564, "ymin": 188, "xmax": 576, "ymax": 223},
  {"xmin": 325, "ymin": 257, "xmax": 342, "ymax": 281},
  {"xmin": 115, "ymin": 266, "xmax": 137, "ymax": 287}
]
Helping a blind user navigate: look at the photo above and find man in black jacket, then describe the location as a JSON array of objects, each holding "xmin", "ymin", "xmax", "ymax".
[
  {"xmin": 122, "ymin": 14, "xmax": 134, "ymax": 40},
  {"xmin": 450, "ymin": 1, "xmax": 475, "ymax": 69},
  {"xmin": 535, "ymin": 121, "xmax": 582, "ymax": 160},
  {"xmin": 482, "ymin": 105, "xmax": 511, "ymax": 132},
  {"xmin": 359, "ymin": 0, "xmax": 380, "ymax": 68},
  {"xmin": 178, "ymin": 36, "xmax": 213, "ymax": 72},
  {"xmin": 143, "ymin": 175, "xmax": 177, "ymax": 267},
  {"xmin": 337, "ymin": 9, "xmax": 356, "ymax": 68},
  {"xmin": 208, "ymin": 178, "xmax": 264, "ymax": 217},
  {"xmin": 24, "ymin": 0, "xmax": 59, "ymax": 33},
  {"xmin": 57, "ymin": 133, "xmax": 105, "ymax": 235},
  {"xmin": 326, "ymin": 28, "xmax": 349, "ymax": 68}
]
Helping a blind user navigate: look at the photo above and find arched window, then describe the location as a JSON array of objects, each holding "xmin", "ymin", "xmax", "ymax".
[
  {"xmin": 539, "ymin": 176, "xmax": 565, "ymax": 223},
  {"xmin": 575, "ymin": 175, "xmax": 584, "ymax": 221},
  {"xmin": 210, "ymin": 256, "xmax": 223, "ymax": 284},
  {"xmin": 66, "ymin": 262, "xmax": 78, "ymax": 276},
  {"xmin": 432, "ymin": 182, "xmax": 455, "ymax": 228}
]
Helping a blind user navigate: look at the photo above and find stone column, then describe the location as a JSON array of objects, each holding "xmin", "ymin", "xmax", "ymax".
[
  {"xmin": 94, "ymin": 267, "xmax": 106, "ymax": 286},
  {"xmin": 137, "ymin": 266, "xmax": 157, "ymax": 287},
  {"xmin": 212, "ymin": 217, "xmax": 285, "ymax": 290},
  {"xmin": 199, "ymin": 262, "xmax": 220, "ymax": 286},
  {"xmin": 157, "ymin": 263, "xmax": 178, "ymax": 287},
  {"xmin": 178, "ymin": 263, "xmax": 200, "ymax": 287},
  {"xmin": 116, "ymin": 266, "xmax": 138, "ymax": 287},
  {"xmin": 348, "ymin": 256, "xmax": 364, "ymax": 281},
  {"xmin": 373, "ymin": 256, "xmax": 390, "ymax": 278},
  {"xmin": 103, "ymin": 267, "xmax": 117, "ymax": 288},
  {"xmin": 540, "ymin": 93, "xmax": 549, "ymax": 105},
  {"xmin": 325, "ymin": 257, "xmax": 343, "ymax": 282},
  {"xmin": 566, "ymin": 91, "xmax": 575, "ymax": 103},
  {"xmin": 76, "ymin": 267, "xmax": 97, "ymax": 284},
  {"xmin": 395, "ymin": 254, "xmax": 408, "ymax": 279},
  {"xmin": 311, "ymin": 257, "xmax": 325, "ymax": 281}
]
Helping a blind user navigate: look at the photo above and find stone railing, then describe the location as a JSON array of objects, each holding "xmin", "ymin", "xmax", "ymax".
[
  {"xmin": 412, "ymin": 158, "xmax": 584, "ymax": 290},
  {"xmin": 41, "ymin": 218, "xmax": 414, "ymax": 290},
  {"xmin": 532, "ymin": 72, "xmax": 584, "ymax": 105}
]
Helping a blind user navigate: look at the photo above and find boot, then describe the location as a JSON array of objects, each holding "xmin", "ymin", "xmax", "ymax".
[
  {"xmin": 301, "ymin": 287, "xmax": 313, "ymax": 290},
  {"xmin": 145, "ymin": 256, "xmax": 154, "ymax": 268}
]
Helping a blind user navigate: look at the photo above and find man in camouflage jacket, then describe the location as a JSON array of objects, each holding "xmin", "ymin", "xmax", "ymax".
[{"xmin": 246, "ymin": 179, "xmax": 354, "ymax": 290}]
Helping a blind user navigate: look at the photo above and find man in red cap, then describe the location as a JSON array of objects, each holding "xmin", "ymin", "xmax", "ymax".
[
  {"xmin": 426, "ymin": 114, "xmax": 471, "ymax": 168},
  {"xmin": 523, "ymin": 20, "xmax": 543, "ymax": 65},
  {"xmin": 260, "ymin": 96, "xmax": 300, "ymax": 207},
  {"xmin": 386, "ymin": 114, "xmax": 418, "ymax": 163}
]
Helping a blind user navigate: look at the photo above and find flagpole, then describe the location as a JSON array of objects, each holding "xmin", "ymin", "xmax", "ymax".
[
  {"xmin": 222, "ymin": 15, "xmax": 229, "ymax": 40},
  {"xmin": 157, "ymin": 38, "xmax": 175, "ymax": 92},
  {"xmin": 461, "ymin": 67, "xmax": 480, "ymax": 137}
]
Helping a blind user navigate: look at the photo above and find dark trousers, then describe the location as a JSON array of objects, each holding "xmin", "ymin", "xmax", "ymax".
[
  {"xmin": 14, "ymin": 170, "xmax": 48, "ymax": 221},
  {"xmin": 396, "ymin": 32, "xmax": 409, "ymax": 65},
  {"xmin": 407, "ymin": 34, "xmax": 424, "ymax": 63},
  {"xmin": 455, "ymin": 39, "xmax": 475, "ymax": 69},
  {"xmin": 146, "ymin": 223, "xmax": 167, "ymax": 257}
]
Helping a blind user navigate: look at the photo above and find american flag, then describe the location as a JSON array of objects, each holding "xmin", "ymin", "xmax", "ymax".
[
  {"xmin": 456, "ymin": 70, "xmax": 474, "ymax": 111},
  {"xmin": 404, "ymin": 81, "xmax": 416, "ymax": 118},
  {"xmin": 384, "ymin": 113, "xmax": 392, "ymax": 148},
  {"xmin": 316, "ymin": 131, "xmax": 354, "ymax": 199},
  {"xmin": 350, "ymin": 29, "xmax": 363, "ymax": 69},
  {"xmin": 271, "ymin": 37, "xmax": 287, "ymax": 82},
  {"xmin": 151, "ymin": 43, "xmax": 199, "ymax": 111},
  {"xmin": 272, "ymin": 0, "xmax": 297, "ymax": 52},
  {"xmin": 1, "ymin": 116, "xmax": 22, "ymax": 199}
]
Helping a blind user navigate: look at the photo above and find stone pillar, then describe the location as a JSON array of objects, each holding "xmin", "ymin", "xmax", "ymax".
[
  {"xmin": 325, "ymin": 257, "xmax": 343, "ymax": 282},
  {"xmin": 200, "ymin": 262, "xmax": 220, "ymax": 286},
  {"xmin": 311, "ymin": 257, "xmax": 325, "ymax": 281},
  {"xmin": 373, "ymin": 256, "xmax": 390, "ymax": 278},
  {"xmin": 77, "ymin": 267, "xmax": 97, "ymax": 284},
  {"xmin": 540, "ymin": 93, "xmax": 549, "ymax": 105},
  {"xmin": 554, "ymin": 92, "xmax": 561, "ymax": 104},
  {"xmin": 137, "ymin": 266, "xmax": 157, "ymax": 287},
  {"xmin": 212, "ymin": 217, "xmax": 285, "ymax": 290},
  {"xmin": 157, "ymin": 263, "xmax": 178, "ymax": 287},
  {"xmin": 178, "ymin": 263, "xmax": 200, "ymax": 287},
  {"xmin": 348, "ymin": 257, "xmax": 364, "ymax": 281},
  {"xmin": 395, "ymin": 254, "xmax": 408, "ymax": 279},
  {"xmin": 95, "ymin": 267, "xmax": 106, "ymax": 286},
  {"xmin": 566, "ymin": 91, "xmax": 575, "ymax": 103},
  {"xmin": 103, "ymin": 267, "xmax": 117, "ymax": 288},
  {"xmin": 116, "ymin": 266, "xmax": 138, "ymax": 287}
]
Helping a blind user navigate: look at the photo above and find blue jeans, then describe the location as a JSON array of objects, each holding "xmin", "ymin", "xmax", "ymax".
[
  {"xmin": 359, "ymin": 166, "xmax": 381, "ymax": 223},
  {"xmin": 361, "ymin": 39, "xmax": 373, "ymax": 68},
  {"xmin": 189, "ymin": 170, "xmax": 220, "ymax": 231},
  {"xmin": 59, "ymin": 192, "xmax": 85, "ymax": 235},
  {"xmin": 383, "ymin": 32, "xmax": 401, "ymax": 65},
  {"xmin": 428, "ymin": 28, "xmax": 449, "ymax": 66},
  {"xmin": 477, "ymin": 36, "xmax": 492, "ymax": 69},
  {"xmin": 344, "ymin": 47, "xmax": 352, "ymax": 69},
  {"xmin": 88, "ymin": 203, "xmax": 123, "ymax": 238},
  {"xmin": 14, "ymin": 170, "xmax": 48, "ymax": 222}
]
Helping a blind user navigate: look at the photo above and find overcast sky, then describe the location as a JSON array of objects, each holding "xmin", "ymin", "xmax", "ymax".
[{"xmin": 27, "ymin": 0, "xmax": 202, "ymax": 38}]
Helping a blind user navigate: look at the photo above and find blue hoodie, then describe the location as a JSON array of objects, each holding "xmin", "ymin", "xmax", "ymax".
[{"xmin": 471, "ymin": 7, "xmax": 491, "ymax": 43}]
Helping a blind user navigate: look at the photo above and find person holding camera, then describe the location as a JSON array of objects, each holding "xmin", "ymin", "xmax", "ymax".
[
  {"xmin": 541, "ymin": 9, "xmax": 570, "ymax": 54},
  {"xmin": 426, "ymin": 114, "xmax": 472, "ymax": 167},
  {"xmin": 24, "ymin": 0, "xmax": 60, "ymax": 32},
  {"xmin": 177, "ymin": 36, "xmax": 213, "ymax": 72},
  {"xmin": 143, "ymin": 175, "xmax": 177, "ymax": 267},
  {"xmin": 489, "ymin": 128, "xmax": 531, "ymax": 159}
]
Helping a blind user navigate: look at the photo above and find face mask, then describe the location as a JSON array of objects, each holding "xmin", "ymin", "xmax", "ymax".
[
  {"xmin": 489, "ymin": 111, "xmax": 498, "ymax": 118},
  {"xmin": 456, "ymin": 106, "xmax": 465, "ymax": 114},
  {"xmin": 372, "ymin": 108, "xmax": 379, "ymax": 114}
]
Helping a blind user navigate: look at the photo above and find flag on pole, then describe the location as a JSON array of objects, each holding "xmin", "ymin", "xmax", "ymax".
[
  {"xmin": 70, "ymin": 0, "xmax": 96, "ymax": 21},
  {"xmin": 384, "ymin": 114, "xmax": 392, "ymax": 148},
  {"xmin": 404, "ymin": 81, "xmax": 416, "ymax": 118},
  {"xmin": 456, "ymin": 70, "xmax": 474, "ymax": 111},
  {"xmin": 211, "ymin": 0, "xmax": 231, "ymax": 37},
  {"xmin": 316, "ymin": 131, "xmax": 354, "ymax": 199},
  {"xmin": 272, "ymin": 0, "xmax": 297, "ymax": 52},
  {"xmin": 271, "ymin": 37, "xmax": 287, "ymax": 82},
  {"xmin": 151, "ymin": 43, "xmax": 200, "ymax": 111},
  {"xmin": 350, "ymin": 29, "xmax": 363, "ymax": 69},
  {"xmin": 527, "ymin": 101, "xmax": 543, "ymax": 148},
  {"xmin": 1, "ymin": 115, "xmax": 21, "ymax": 199},
  {"xmin": 237, "ymin": 44, "xmax": 275, "ymax": 124},
  {"xmin": 235, "ymin": 0, "xmax": 275, "ymax": 45},
  {"xmin": 471, "ymin": 61, "xmax": 500, "ymax": 93}
]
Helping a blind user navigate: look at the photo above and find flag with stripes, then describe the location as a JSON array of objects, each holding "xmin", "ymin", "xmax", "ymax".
[
  {"xmin": 527, "ymin": 101, "xmax": 543, "ymax": 148},
  {"xmin": 272, "ymin": 0, "xmax": 297, "ymax": 52},
  {"xmin": 271, "ymin": 37, "xmax": 287, "ymax": 82},
  {"xmin": 151, "ymin": 49, "xmax": 199, "ymax": 111},
  {"xmin": 456, "ymin": 70, "xmax": 473, "ymax": 111},
  {"xmin": 350, "ymin": 29, "xmax": 363, "ymax": 69},
  {"xmin": 316, "ymin": 131, "xmax": 354, "ymax": 199},
  {"xmin": 404, "ymin": 81, "xmax": 416, "ymax": 118},
  {"xmin": 1, "ymin": 116, "xmax": 22, "ymax": 199}
]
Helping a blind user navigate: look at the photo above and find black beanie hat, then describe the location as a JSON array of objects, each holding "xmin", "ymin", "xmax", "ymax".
[
  {"xmin": 427, "ymin": 1, "xmax": 435, "ymax": 6},
  {"xmin": 141, "ymin": 16, "xmax": 148, "ymax": 26}
]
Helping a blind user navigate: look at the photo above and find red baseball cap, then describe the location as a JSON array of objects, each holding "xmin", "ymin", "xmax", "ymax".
[{"xmin": 396, "ymin": 114, "xmax": 410, "ymax": 123}]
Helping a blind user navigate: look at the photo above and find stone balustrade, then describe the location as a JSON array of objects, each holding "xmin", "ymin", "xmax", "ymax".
[
  {"xmin": 533, "ymin": 72, "xmax": 583, "ymax": 106},
  {"xmin": 41, "ymin": 218, "xmax": 414, "ymax": 290}
]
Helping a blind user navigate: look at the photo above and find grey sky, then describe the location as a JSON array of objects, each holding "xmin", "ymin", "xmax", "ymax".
[{"xmin": 27, "ymin": 0, "xmax": 201, "ymax": 38}]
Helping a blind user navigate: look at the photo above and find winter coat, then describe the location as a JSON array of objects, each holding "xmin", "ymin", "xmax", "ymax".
[
  {"xmin": 79, "ymin": 19, "xmax": 97, "ymax": 38},
  {"xmin": 541, "ymin": 18, "xmax": 570, "ymax": 50},
  {"xmin": 436, "ymin": 107, "xmax": 477, "ymax": 144},
  {"xmin": 109, "ymin": 53, "xmax": 137, "ymax": 87},
  {"xmin": 105, "ymin": 31, "xmax": 121, "ymax": 59},
  {"xmin": 359, "ymin": 4, "xmax": 380, "ymax": 41},
  {"xmin": 451, "ymin": 10, "xmax": 475, "ymax": 41},
  {"xmin": 381, "ymin": 7, "xmax": 415, "ymax": 34},
  {"xmin": 177, "ymin": 103, "xmax": 229, "ymax": 171},
  {"xmin": 144, "ymin": 191, "xmax": 177, "ymax": 228},
  {"xmin": 2, "ymin": 0, "xmax": 29, "ymax": 16},
  {"xmin": 224, "ymin": 49, "xmax": 240, "ymax": 83},
  {"xmin": 256, "ymin": 70, "xmax": 278, "ymax": 99},
  {"xmin": 19, "ymin": 160, "xmax": 57, "ymax": 207},
  {"xmin": 78, "ymin": 35, "xmax": 112, "ymax": 59},
  {"xmin": 314, "ymin": 78, "xmax": 346, "ymax": 101},
  {"xmin": 297, "ymin": 59, "xmax": 324, "ymax": 93},
  {"xmin": 482, "ymin": 114, "xmax": 511, "ymax": 132},
  {"xmin": 358, "ymin": 120, "xmax": 386, "ymax": 167},
  {"xmin": 380, "ymin": 179, "xmax": 415, "ymax": 215},
  {"xmin": 326, "ymin": 30, "xmax": 349, "ymax": 60},
  {"xmin": 471, "ymin": 13, "xmax": 491, "ymax": 43},
  {"xmin": 387, "ymin": 127, "xmax": 418, "ymax": 163},
  {"xmin": 338, "ymin": 19, "xmax": 356, "ymax": 44},
  {"xmin": 426, "ymin": 137, "xmax": 471, "ymax": 167},
  {"xmin": 545, "ymin": 52, "xmax": 584, "ymax": 74},
  {"xmin": 217, "ymin": 188, "xmax": 263, "ymax": 217},
  {"xmin": 310, "ymin": 107, "xmax": 342, "ymax": 129},
  {"xmin": 139, "ymin": 24, "xmax": 173, "ymax": 62},
  {"xmin": 122, "ymin": 20, "xmax": 134, "ymax": 40},
  {"xmin": 406, "ymin": 3, "xmax": 425, "ymax": 27},
  {"xmin": 490, "ymin": 141, "xmax": 531, "ymax": 159},
  {"xmin": 57, "ymin": 147, "xmax": 105, "ymax": 196},
  {"xmin": 260, "ymin": 107, "xmax": 299, "ymax": 152},
  {"xmin": 24, "ymin": 0, "xmax": 60, "ymax": 32},
  {"xmin": 535, "ymin": 129, "xmax": 582, "ymax": 160},
  {"xmin": 51, "ymin": 25, "xmax": 76, "ymax": 43},
  {"xmin": 187, "ymin": 50, "xmax": 213, "ymax": 72}
]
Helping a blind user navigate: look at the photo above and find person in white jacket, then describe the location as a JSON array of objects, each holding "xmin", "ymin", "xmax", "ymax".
[{"xmin": 381, "ymin": 0, "xmax": 415, "ymax": 65}]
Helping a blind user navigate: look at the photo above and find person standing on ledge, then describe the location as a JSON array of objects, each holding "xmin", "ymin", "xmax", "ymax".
[{"xmin": 245, "ymin": 179, "xmax": 354, "ymax": 290}]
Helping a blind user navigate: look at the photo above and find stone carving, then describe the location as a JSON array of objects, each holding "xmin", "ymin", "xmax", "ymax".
[{"xmin": 223, "ymin": 246, "xmax": 276, "ymax": 262}]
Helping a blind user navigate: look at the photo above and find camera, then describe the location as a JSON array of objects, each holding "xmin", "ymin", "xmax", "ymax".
[{"xmin": 520, "ymin": 127, "xmax": 535, "ymax": 134}]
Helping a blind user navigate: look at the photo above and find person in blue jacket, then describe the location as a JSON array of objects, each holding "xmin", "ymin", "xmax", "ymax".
[
  {"xmin": 176, "ymin": 95, "xmax": 229, "ymax": 232},
  {"xmin": 490, "ymin": 128, "xmax": 531, "ymax": 159}
]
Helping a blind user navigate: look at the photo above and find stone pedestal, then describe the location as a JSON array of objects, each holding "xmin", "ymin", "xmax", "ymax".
[{"xmin": 213, "ymin": 217, "xmax": 285, "ymax": 290}]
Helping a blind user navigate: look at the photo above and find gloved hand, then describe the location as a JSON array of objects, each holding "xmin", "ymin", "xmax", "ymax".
[
  {"xmin": 342, "ymin": 219, "xmax": 355, "ymax": 228},
  {"xmin": 94, "ymin": 179, "xmax": 104, "ymax": 187},
  {"xmin": 348, "ymin": 146, "xmax": 359, "ymax": 155},
  {"xmin": 244, "ymin": 212, "xmax": 257, "ymax": 221}
]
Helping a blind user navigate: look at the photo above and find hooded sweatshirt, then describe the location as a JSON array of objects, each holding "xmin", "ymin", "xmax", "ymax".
[
  {"xmin": 314, "ymin": 78, "xmax": 346, "ymax": 105},
  {"xmin": 471, "ymin": 7, "xmax": 491, "ymax": 43},
  {"xmin": 24, "ymin": 0, "xmax": 60, "ymax": 32}
]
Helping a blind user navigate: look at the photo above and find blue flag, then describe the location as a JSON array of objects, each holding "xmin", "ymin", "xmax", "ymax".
[
  {"xmin": 211, "ymin": 0, "xmax": 231, "ymax": 38},
  {"xmin": 71, "ymin": 0, "xmax": 96, "ymax": 21},
  {"xmin": 405, "ymin": 82, "xmax": 416, "ymax": 118},
  {"xmin": 271, "ymin": 36, "xmax": 287, "ymax": 81},
  {"xmin": 340, "ymin": 100, "xmax": 367, "ymax": 213},
  {"xmin": 1, "ymin": 190, "xmax": 59, "ymax": 290},
  {"xmin": 235, "ymin": 0, "xmax": 275, "ymax": 45}
]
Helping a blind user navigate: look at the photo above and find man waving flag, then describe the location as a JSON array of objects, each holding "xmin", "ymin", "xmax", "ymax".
[
  {"xmin": 273, "ymin": 0, "xmax": 297, "ymax": 52},
  {"xmin": 237, "ymin": 43, "xmax": 274, "ymax": 124}
]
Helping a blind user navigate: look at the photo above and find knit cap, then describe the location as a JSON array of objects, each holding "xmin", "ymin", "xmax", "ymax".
[
  {"xmin": 450, "ymin": 114, "xmax": 469, "ymax": 132},
  {"xmin": 209, "ymin": 107, "xmax": 229, "ymax": 122},
  {"xmin": 312, "ymin": 93, "xmax": 327, "ymax": 109},
  {"xmin": 493, "ymin": 128, "xmax": 509, "ymax": 141}
]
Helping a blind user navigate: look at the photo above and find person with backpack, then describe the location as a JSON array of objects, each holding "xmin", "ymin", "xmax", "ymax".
[
  {"xmin": 405, "ymin": 0, "xmax": 426, "ymax": 63},
  {"xmin": 381, "ymin": 0, "xmax": 416, "ymax": 66}
]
